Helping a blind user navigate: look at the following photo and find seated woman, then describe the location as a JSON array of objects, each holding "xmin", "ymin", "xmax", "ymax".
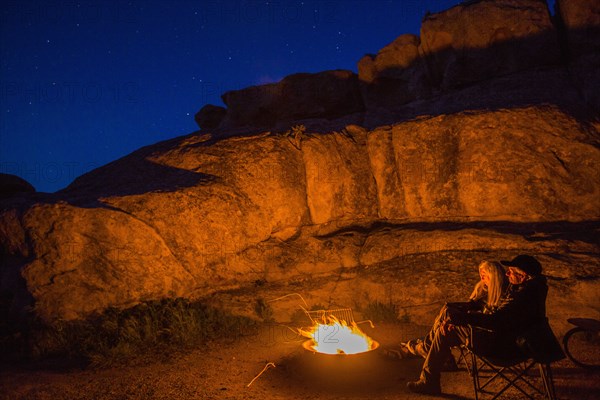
[
  {"xmin": 406, "ymin": 254, "xmax": 548, "ymax": 395},
  {"xmin": 402, "ymin": 260, "xmax": 508, "ymax": 359}
]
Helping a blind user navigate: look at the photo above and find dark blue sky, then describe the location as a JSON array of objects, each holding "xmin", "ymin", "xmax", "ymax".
[{"xmin": 1, "ymin": 0, "xmax": 554, "ymax": 193}]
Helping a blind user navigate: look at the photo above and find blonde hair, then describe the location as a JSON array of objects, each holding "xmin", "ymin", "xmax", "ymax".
[{"xmin": 469, "ymin": 261, "xmax": 506, "ymax": 308}]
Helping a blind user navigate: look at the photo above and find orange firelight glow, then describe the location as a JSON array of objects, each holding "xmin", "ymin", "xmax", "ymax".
[{"xmin": 301, "ymin": 316, "xmax": 375, "ymax": 355}]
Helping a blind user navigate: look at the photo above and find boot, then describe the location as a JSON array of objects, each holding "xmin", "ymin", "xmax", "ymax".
[
  {"xmin": 407, "ymin": 378, "xmax": 442, "ymax": 395},
  {"xmin": 382, "ymin": 344, "xmax": 413, "ymax": 360}
]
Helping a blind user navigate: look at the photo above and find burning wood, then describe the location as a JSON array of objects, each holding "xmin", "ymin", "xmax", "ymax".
[
  {"xmin": 267, "ymin": 294, "xmax": 378, "ymax": 355},
  {"xmin": 300, "ymin": 315, "xmax": 377, "ymax": 355}
]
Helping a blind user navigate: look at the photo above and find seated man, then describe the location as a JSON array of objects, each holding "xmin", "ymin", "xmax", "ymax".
[
  {"xmin": 402, "ymin": 260, "xmax": 508, "ymax": 361},
  {"xmin": 407, "ymin": 254, "xmax": 548, "ymax": 395}
]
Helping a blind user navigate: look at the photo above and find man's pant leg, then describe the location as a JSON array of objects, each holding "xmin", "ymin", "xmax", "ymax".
[
  {"xmin": 420, "ymin": 324, "xmax": 470, "ymax": 384},
  {"xmin": 421, "ymin": 304, "xmax": 450, "ymax": 354}
]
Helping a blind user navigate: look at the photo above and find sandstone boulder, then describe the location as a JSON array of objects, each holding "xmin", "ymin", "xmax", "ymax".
[
  {"xmin": 557, "ymin": 0, "xmax": 600, "ymax": 59},
  {"xmin": 220, "ymin": 70, "xmax": 364, "ymax": 129},
  {"xmin": 358, "ymin": 34, "xmax": 431, "ymax": 108},
  {"xmin": 568, "ymin": 54, "xmax": 600, "ymax": 116},
  {"xmin": 2, "ymin": 103, "xmax": 599, "ymax": 321},
  {"xmin": 301, "ymin": 128, "xmax": 378, "ymax": 225},
  {"xmin": 194, "ymin": 104, "xmax": 226, "ymax": 130},
  {"xmin": 217, "ymin": 245, "xmax": 600, "ymax": 337},
  {"xmin": 0, "ymin": 173, "xmax": 35, "ymax": 198},
  {"xmin": 557, "ymin": 0, "xmax": 600, "ymax": 115},
  {"xmin": 363, "ymin": 66, "xmax": 592, "ymax": 127},
  {"xmin": 367, "ymin": 106, "xmax": 600, "ymax": 221},
  {"xmin": 419, "ymin": 0, "xmax": 560, "ymax": 89}
]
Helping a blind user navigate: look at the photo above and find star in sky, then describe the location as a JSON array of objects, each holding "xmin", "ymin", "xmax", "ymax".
[{"xmin": 1, "ymin": 0, "xmax": 468, "ymax": 193}]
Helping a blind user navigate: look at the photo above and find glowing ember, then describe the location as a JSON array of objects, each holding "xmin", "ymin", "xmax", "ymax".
[{"xmin": 301, "ymin": 316, "xmax": 375, "ymax": 355}]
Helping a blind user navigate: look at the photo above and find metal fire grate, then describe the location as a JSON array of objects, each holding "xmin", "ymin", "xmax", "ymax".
[
  {"xmin": 266, "ymin": 294, "xmax": 373, "ymax": 328},
  {"xmin": 305, "ymin": 308, "xmax": 355, "ymax": 324},
  {"xmin": 305, "ymin": 307, "xmax": 374, "ymax": 328}
]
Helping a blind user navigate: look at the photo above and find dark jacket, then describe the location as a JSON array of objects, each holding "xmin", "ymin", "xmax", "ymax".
[
  {"xmin": 448, "ymin": 275, "xmax": 552, "ymax": 359},
  {"xmin": 464, "ymin": 275, "xmax": 547, "ymax": 336}
]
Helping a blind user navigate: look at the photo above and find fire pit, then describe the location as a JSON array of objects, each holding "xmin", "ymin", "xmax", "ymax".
[
  {"xmin": 301, "ymin": 316, "xmax": 379, "ymax": 355},
  {"xmin": 284, "ymin": 307, "xmax": 385, "ymax": 389},
  {"xmin": 262, "ymin": 303, "xmax": 421, "ymax": 396},
  {"xmin": 299, "ymin": 308, "xmax": 378, "ymax": 355},
  {"xmin": 302, "ymin": 339, "xmax": 380, "ymax": 354}
]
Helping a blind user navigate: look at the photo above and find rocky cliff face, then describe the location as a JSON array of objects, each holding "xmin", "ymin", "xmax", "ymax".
[
  {"xmin": 418, "ymin": 0, "xmax": 560, "ymax": 89},
  {"xmin": 0, "ymin": 173, "xmax": 35, "ymax": 198},
  {"xmin": 199, "ymin": 0, "xmax": 598, "ymax": 131},
  {"xmin": 1, "ymin": 0, "xmax": 599, "ymax": 326}
]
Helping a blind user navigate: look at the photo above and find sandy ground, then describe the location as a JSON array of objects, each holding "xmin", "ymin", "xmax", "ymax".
[{"xmin": 1, "ymin": 322, "xmax": 598, "ymax": 400}]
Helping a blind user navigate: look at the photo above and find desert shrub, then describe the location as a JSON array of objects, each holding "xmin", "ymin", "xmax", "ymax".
[
  {"xmin": 361, "ymin": 301, "xmax": 399, "ymax": 323},
  {"xmin": 1, "ymin": 298, "xmax": 257, "ymax": 367},
  {"xmin": 254, "ymin": 298, "xmax": 274, "ymax": 322},
  {"xmin": 284, "ymin": 124, "xmax": 306, "ymax": 149}
]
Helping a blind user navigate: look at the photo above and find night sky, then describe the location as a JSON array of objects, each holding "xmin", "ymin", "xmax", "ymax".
[{"xmin": 1, "ymin": 0, "xmax": 555, "ymax": 193}]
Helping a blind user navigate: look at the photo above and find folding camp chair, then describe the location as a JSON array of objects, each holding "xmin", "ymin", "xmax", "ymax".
[
  {"xmin": 460, "ymin": 318, "xmax": 564, "ymax": 400},
  {"xmin": 462, "ymin": 348, "xmax": 557, "ymax": 400}
]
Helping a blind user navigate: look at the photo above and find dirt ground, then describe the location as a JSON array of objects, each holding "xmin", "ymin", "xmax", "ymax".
[{"xmin": 1, "ymin": 322, "xmax": 599, "ymax": 400}]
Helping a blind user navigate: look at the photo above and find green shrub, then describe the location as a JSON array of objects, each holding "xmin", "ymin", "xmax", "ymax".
[
  {"xmin": 284, "ymin": 124, "xmax": 306, "ymax": 149},
  {"xmin": 254, "ymin": 298, "xmax": 274, "ymax": 322},
  {"xmin": 1, "ymin": 298, "xmax": 257, "ymax": 367},
  {"xmin": 361, "ymin": 301, "xmax": 399, "ymax": 323}
]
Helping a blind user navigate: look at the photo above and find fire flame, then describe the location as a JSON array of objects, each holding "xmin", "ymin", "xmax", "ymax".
[{"xmin": 301, "ymin": 316, "xmax": 374, "ymax": 355}]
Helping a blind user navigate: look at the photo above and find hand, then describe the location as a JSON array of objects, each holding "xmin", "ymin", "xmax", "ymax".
[
  {"xmin": 446, "ymin": 306, "xmax": 468, "ymax": 326},
  {"xmin": 440, "ymin": 319, "xmax": 455, "ymax": 336}
]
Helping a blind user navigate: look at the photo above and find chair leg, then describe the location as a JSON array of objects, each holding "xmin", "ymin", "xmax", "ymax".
[
  {"xmin": 510, "ymin": 362, "xmax": 544, "ymax": 396},
  {"xmin": 470, "ymin": 351, "xmax": 480, "ymax": 400},
  {"xmin": 468, "ymin": 355, "xmax": 557, "ymax": 400},
  {"xmin": 490, "ymin": 365, "xmax": 536, "ymax": 400},
  {"xmin": 459, "ymin": 346, "xmax": 471, "ymax": 372},
  {"xmin": 547, "ymin": 364, "xmax": 558, "ymax": 400},
  {"xmin": 539, "ymin": 363, "xmax": 558, "ymax": 400}
]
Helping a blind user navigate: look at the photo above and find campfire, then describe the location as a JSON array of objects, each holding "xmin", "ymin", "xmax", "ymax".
[
  {"xmin": 247, "ymin": 298, "xmax": 382, "ymax": 388},
  {"xmin": 299, "ymin": 310, "xmax": 378, "ymax": 355}
]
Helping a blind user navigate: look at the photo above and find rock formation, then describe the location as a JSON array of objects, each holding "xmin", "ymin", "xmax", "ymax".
[
  {"xmin": 195, "ymin": 104, "xmax": 226, "ymax": 130},
  {"xmin": 557, "ymin": 0, "xmax": 600, "ymax": 59},
  {"xmin": 0, "ymin": 173, "xmax": 35, "ymax": 198},
  {"xmin": 357, "ymin": 34, "xmax": 430, "ymax": 109},
  {"xmin": 216, "ymin": 70, "xmax": 364, "ymax": 131},
  {"xmin": 557, "ymin": 0, "xmax": 600, "ymax": 113},
  {"xmin": 419, "ymin": 0, "xmax": 560, "ymax": 90},
  {"xmin": 1, "ymin": 0, "xmax": 599, "ymax": 331}
]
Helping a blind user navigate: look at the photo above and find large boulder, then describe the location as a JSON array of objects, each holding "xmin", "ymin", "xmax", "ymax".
[
  {"xmin": 194, "ymin": 104, "xmax": 226, "ymax": 130},
  {"xmin": 358, "ymin": 34, "xmax": 431, "ymax": 109},
  {"xmin": 557, "ymin": 0, "xmax": 600, "ymax": 59},
  {"xmin": 419, "ymin": 0, "xmax": 560, "ymax": 89},
  {"xmin": 0, "ymin": 173, "xmax": 35, "ymax": 198},
  {"xmin": 301, "ymin": 127, "xmax": 378, "ymax": 225},
  {"xmin": 1, "ymin": 104, "xmax": 599, "ymax": 321},
  {"xmin": 219, "ymin": 70, "xmax": 364, "ymax": 129},
  {"xmin": 363, "ymin": 66, "xmax": 592, "ymax": 127},
  {"xmin": 367, "ymin": 106, "xmax": 600, "ymax": 221},
  {"xmin": 556, "ymin": 0, "xmax": 600, "ymax": 115},
  {"xmin": 0, "ymin": 203, "xmax": 195, "ymax": 321}
]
